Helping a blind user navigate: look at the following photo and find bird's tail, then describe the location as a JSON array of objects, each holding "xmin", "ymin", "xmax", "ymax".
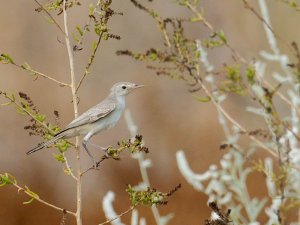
[{"xmin": 26, "ymin": 133, "xmax": 66, "ymax": 155}]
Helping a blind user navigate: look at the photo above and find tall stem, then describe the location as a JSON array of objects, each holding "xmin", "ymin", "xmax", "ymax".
[{"xmin": 63, "ymin": 1, "xmax": 82, "ymax": 225}]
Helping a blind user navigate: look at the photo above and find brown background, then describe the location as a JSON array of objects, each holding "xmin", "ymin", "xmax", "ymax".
[{"xmin": 0, "ymin": 1, "xmax": 299, "ymax": 225}]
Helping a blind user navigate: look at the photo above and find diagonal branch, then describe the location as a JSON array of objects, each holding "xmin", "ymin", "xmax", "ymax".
[
  {"xmin": 33, "ymin": 0, "xmax": 66, "ymax": 36},
  {"xmin": 76, "ymin": 32, "xmax": 104, "ymax": 93},
  {"xmin": 11, "ymin": 181, "xmax": 76, "ymax": 217},
  {"xmin": 99, "ymin": 205, "xmax": 135, "ymax": 225}
]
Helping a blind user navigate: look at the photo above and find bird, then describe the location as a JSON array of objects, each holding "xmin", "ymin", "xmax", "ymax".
[{"xmin": 27, "ymin": 82, "xmax": 144, "ymax": 168}]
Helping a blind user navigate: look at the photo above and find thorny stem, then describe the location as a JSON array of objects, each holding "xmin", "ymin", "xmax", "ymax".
[
  {"xmin": 33, "ymin": 0, "xmax": 66, "ymax": 36},
  {"xmin": 63, "ymin": 1, "xmax": 82, "ymax": 225},
  {"xmin": 99, "ymin": 205, "xmax": 135, "ymax": 225},
  {"xmin": 12, "ymin": 182, "xmax": 76, "ymax": 217}
]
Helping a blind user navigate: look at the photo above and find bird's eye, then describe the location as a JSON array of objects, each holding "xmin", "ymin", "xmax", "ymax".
[{"xmin": 122, "ymin": 86, "xmax": 126, "ymax": 89}]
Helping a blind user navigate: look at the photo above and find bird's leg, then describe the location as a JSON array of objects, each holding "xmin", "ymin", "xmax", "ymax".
[
  {"xmin": 88, "ymin": 141, "xmax": 110, "ymax": 152},
  {"xmin": 83, "ymin": 134, "xmax": 97, "ymax": 169}
]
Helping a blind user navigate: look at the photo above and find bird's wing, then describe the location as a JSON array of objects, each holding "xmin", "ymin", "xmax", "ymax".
[{"xmin": 65, "ymin": 101, "xmax": 116, "ymax": 130}]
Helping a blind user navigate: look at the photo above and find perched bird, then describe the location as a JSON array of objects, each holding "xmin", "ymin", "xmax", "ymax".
[{"xmin": 27, "ymin": 82, "xmax": 144, "ymax": 167}]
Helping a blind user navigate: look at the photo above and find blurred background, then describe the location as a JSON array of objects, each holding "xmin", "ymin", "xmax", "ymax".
[{"xmin": 0, "ymin": 1, "xmax": 299, "ymax": 224}]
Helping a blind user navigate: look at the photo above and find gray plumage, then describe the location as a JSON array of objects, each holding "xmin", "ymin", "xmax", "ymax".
[{"xmin": 27, "ymin": 82, "xmax": 144, "ymax": 167}]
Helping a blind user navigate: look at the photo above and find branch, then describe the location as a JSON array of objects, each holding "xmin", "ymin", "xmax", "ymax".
[
  {"xmin": 63, "ymin": 152, "xmax": 78, "ymax": 181},
  {"xmin": 76, "ymin": 32, "xmax": 104, "ymax": 93},
  {"xmin": 242, "ymin": 0, "xmax": 292, "ymax": 52},
  {"xmin": 6, "ymin": 61, "xmax": 70, "ymax": 87},
  {"xmin": 196, "ymin": 77, "xmax": 277, "ymax": 157},
  {"xmin": 63, "ymin": 2, "xmax": 82, "ymax": 225},
  {"xmin": 33, "ymin": 0, "xmax": 66, "ymax": 36},
  {"xmin": 99, "ymin": 205, "xmax": 135, "ymax": 225},
  {"xmin": 0, "ymin": 91, "xmax": 53, "ymax": 133},
  {"xmin": 184, "ymin": 1, "xmax": 245, "ymax": 63},
  {"xmin": 11, "ymin": 181, "xmax": 76, "ymax": 217}
]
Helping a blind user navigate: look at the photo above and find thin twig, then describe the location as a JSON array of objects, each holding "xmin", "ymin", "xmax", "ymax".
[
  {"xmin": 63, "ymin": 1, "xmax": 82, "ymax": 225},
  {"xmin": 80, "ymin": 155, "xmax": 109, "ymax": 176},
  {"xmin": 0, "ymin": 91, "xmax": 53, "ymax": 133},
  {"xmin": 17, "ymin": 64, "xmax": 70, "ymax": 87},
  {"xmin": 195, "ymin": 74, "xmax": 277, "ymax": 157},
  {"xmin": 9, "ymin": 62, "xmax": 70, "ymax": 87},
  {"xmin": 63, "ymin": 152, "xmax": 78, "ymax": 181},
  {"xmin": 99, "ymin": 205, "xmax": 135, "ymax": 225},
  {"xmin": 33, "ymin": 0, "xmax": 66, "ymax": 36},
  {"xmin": 12, "ymin": 182, "xmax": 76, "ymax": 217},
  {"xmin": 76, "ymin": 32, "xmax": 104, "ymax": 93},
  {"xmin": 185, "ymin": 2, "xmax": 245, "ymax": 63},
  {"xmin": 242, "ymin": 0, "xmax": 293, "ymax": 53}
]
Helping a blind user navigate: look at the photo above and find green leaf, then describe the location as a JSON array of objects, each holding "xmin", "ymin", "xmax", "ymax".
[
  {"xmin": 36, "ymin": 114, "xmax": 46, "ymax": 122},
  {"xmin": 216, "ymin": 30, "xmax": 227, "ymax": 44},
  {"xmin": 52, "ymin": 153, "xmax": 66, "ymax": 163},
  {"xmin": 24, "ymin": 186, "xmax": 39, "ymax": 199},
  {"xmin": 193, "ymin": 95, "xmax": 211, "ymax": 103},
  {"xmin": 0, "ymin": 53, "xmax": 14, "ymax": 64},
  {"xmin": 89, "ymin": 3, "xmax": 95, "ymax": 16},
  {"xmin": 92, "ymin": 41, "xmax": 98, "ymax": 51},
  {"xmin": 0, "ymin": 173, "xmax": 16, "ymax": 186},
  {"xmin": 189, "ymin": 17, "xmax": 202, "ymax": 22},
  {"xmin": 1, "ymin": 101, "xmax": 12, "ymax": 106},
  {"xmin": 23, "ymin": 198, "xmax": 34, "ymax": 205},
  {"xmin": 72, "ymin": 33, "xmax": 80, "ymax": 43},
  {"xmin": 245, "ymin": 66, "xmax": 256, "ymax": 85},
  {"xmin": 21, "ymin": 62, "xmax": 31, "ymax": 70},
  {"xmin": 76, "ymin": 26, "xmax": 83, "ymax": 36}
]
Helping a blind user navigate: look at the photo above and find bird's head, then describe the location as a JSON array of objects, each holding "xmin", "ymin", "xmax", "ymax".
[{"xmin": 110, "ymin": 82, "xmax": 144, "ymax": 96}]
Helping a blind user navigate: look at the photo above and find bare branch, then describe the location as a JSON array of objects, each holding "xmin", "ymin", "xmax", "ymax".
[
  {"xmin": 63, "ymin": 1, "xmax": 82, "ymax": 225},
  {"xmin": 99, "ymin": 205, "xmax": 135, "ymax": 225}
]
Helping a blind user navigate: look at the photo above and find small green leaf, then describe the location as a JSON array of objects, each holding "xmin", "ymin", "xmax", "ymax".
[
  {"xmin": 89, "ymin": 3, "xmax": 95, "ymax": 16},
  {"xmin": 24, "ymin": 186, "xmax": 39, "ymax": 199},
  {"xmin": 52, "ymin": 153, "xmax": 66, "ymax": 163},
  {"xmin": 189, "ymin": 17, "xmax": 202, "ymax": 22},
  {"xmin": 72, "ymin": 33, "xmax": 80, "ymax": 43},
  {"xmin": 1, "ymin": 101, "xmax": 12, "ymax": 106},
  {"xmin": 193, "ymin": 95, "xmax": 211, "ymax": 103},
  {"xmin": 76, "ymin": 26, "xmax": 83, "ymax": 36},
  {"xmin": 0, "ymin": 53, "xmax": 14, "ymax": 64},
  {"xmin": 36, "ymin": 114, "xmax": 46, "ymax": 122},
  {"xmin": 216, "ymin": 30, "xmax": 227, "ymax": 44},
  {"xmin": 246, "ymin": 66, "xmax": 256, "ymax": 85},
  {"xmin": 92, "ymin": 41, "xmax": 98, "ymax": 51},
  {"xmin": 21, "ymin": 62, "xmax": 31, "ymax": 70},
  {"xmin": 23, "ymin": 198, "xmax": 34, "ymax": 205}
]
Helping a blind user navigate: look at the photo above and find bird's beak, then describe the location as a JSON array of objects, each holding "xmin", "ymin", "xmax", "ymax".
[{"xmin": 133, "ymin": 84, "xmax": 144, "ymax": 89}]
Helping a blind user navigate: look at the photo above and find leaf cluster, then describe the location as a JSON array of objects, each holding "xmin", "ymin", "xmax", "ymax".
[
  {"xmin": 106, "ymin": 134, "xmax": 149, "ymax": 160},
  {"xmin": 126, "ymin": 183, "xmax": 181, "ymax": 207}
]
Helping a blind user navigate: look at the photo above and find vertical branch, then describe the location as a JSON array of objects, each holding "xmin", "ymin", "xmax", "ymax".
[{"xmin": 63, "ymin": 1, "xmax": 82, "ymax": 225}]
